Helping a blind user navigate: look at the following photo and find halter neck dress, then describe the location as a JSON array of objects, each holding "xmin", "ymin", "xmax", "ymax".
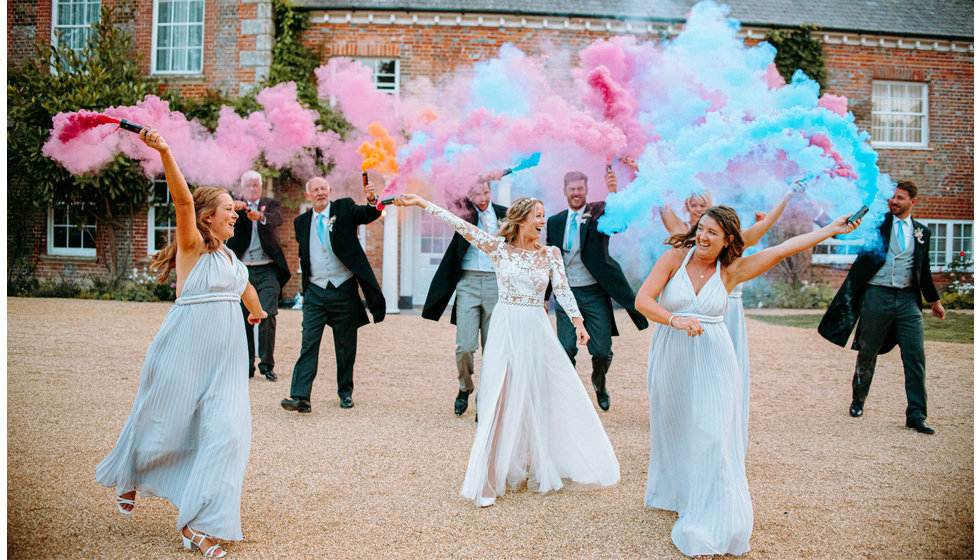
[
  {"xmin": 644, "ymin": 248, "xmax": 752, "ymax": 557},
  {"xmin": 96, "ymin": 248, "xmax": 252, "ymax": 540}
]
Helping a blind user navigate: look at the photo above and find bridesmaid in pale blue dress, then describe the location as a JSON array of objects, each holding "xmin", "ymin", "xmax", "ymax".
[
  {"xmin": 96, "ymin": 129, "xmax": 266, "ymax": 558},
  {"xmin": 634, "ymin": 205, "xmax": 858, "ymax": 559},
  {"xmin": 661, "ymin": 185, "xmax": 801, "ymax": 459}
]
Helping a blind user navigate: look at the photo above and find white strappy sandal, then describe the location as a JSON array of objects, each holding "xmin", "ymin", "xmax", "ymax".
[
  {"xmin": 115, "ymin": 495, "xmax": 135, "ymax": 515},
  {"xmin": 182, "ymin": 526, "xmax": 227, "ymax": 558}
]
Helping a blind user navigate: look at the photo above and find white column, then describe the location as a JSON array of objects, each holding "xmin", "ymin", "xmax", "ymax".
[{"xmin": 381, "ymin": 206, "xmax": 400, "ymax": 314}]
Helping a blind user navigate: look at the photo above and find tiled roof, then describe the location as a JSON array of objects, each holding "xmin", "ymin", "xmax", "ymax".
[{"xmin": 295, "ymin": 0, "xmax": 973, "ymax": 39}]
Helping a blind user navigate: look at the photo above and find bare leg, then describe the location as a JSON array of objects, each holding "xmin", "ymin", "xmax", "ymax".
[{"xmin": 481, "ymin": 365, "xmax": 511, "ymax": 504}]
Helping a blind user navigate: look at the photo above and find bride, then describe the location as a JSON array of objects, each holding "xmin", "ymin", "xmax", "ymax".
[{"xmin": 394, "ymin": 193, "xmax": 620, "ymax": 507}]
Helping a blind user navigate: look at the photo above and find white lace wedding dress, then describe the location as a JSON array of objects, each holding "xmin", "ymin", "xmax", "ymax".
[{"xmin": 424, "ymin": 203, "xmax": 620, "ymax": 506}]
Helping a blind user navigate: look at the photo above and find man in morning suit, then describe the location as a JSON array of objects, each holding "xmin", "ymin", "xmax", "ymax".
[
  {"xmin": 281, "ymin": 176, "xmax": 385, "ymax": 412},
  {"xmin": 227, "ymin": 170, "xmax": 291, "ymax": 381},
  {"xmin": 422, "ymin": 170, "xmax": 507, "ymax": 416},
  {"xmin": 818, "ymin": 181, "xmax": 945, "ymax": 434},
  {"xmin": 545, "ymin": 169, "xmax": 649, "ymax": 411}
]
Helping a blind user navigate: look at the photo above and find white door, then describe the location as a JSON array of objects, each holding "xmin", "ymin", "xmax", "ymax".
[{"xmin": 402, "ymin": 208, "xmax": 456, "ymax": 306}]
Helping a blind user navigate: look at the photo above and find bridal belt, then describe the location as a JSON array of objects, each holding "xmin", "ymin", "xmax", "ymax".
[
  {"xmin": 497, "ymin": 294, "xmax": 542, "ymax": 308},
  {"xmin": 672, "ymin": 312, "xmax": 724, "ymax": 324},
  {"xmin": 175, "ymin": 292, "xmax": 241, "ymax": 306}
]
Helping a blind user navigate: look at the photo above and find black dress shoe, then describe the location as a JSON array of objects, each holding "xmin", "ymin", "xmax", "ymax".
[
  {"xmin": 454, "ymin": 390, "xmax": 472, "ymax": 416},
  {"xmin": 849, "ymin": 402, "xmax": 863, "ymax": 418},
  {"xmin": 596, "ymin": 392, "xmax": 610, "ymax": 412},
  {"xmin": 262, "ymin": 370, "xmax": 278, "ymax": 381},
  {"xmin": 906, "ymin": 418, "xmax": 935, "ymax": 434},
  {"xmin": 281, "ymin": 397, "xmax": 311, "ymax": 413},
  {"xmin": 340, "ymin": 396, "xmax": 354, "ymax": 409}
]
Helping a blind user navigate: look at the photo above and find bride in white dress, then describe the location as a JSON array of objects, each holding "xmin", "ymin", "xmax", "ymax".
[
  {"xmin": 394, "ymin": 193, "xmax": 620, "ymax": 507},
  {"xmin": 634, "ymin": 205, "xmax": 859, "ymax": 558}
]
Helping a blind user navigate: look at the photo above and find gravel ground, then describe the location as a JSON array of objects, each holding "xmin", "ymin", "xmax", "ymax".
[{"xmin": 6, "ymin": 297, "xmax": 974, "ymax": 559}]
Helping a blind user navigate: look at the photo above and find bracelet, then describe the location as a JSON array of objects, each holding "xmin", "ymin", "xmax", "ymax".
[{"xmin": 668, "ymin": 315, "xmax": 677, "ymax": 328}]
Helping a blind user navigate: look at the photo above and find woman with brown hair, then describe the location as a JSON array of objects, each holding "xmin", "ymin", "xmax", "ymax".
[
  {"xmin": 635, "ymin": 205, "xmax": 859, "ymax": 559},
  {"xmin": 394, "ymin": 193, "xmax": 620, "ymax": 507},
  {"xmin": 96, "ymin": 128, "xmax": 266, "ymax": 558}
]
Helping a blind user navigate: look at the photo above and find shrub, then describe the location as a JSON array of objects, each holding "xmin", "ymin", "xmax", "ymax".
[
  {"xmin": 940, "ymin": 292, "xmax": 974, "ymax": 310},
  {"xmin": 742, "ymin": 279, "xmax": 837, "ymax": 309}
]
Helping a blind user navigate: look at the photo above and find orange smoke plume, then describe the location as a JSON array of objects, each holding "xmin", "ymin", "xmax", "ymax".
[{"xmin": 356, "ymin": 121, "xmax": 399, "ymax": 174}]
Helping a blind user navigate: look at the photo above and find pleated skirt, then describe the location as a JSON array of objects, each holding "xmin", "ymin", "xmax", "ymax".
[
  {"xmin": 723, "ymin": 293, "xmax": 750, "ymax": 460},
  {"xmin": 96, "ymin": 300, "xmax": 251, "ymax": 540},
  {"xmin": 459, "ymin": 303, "xmax": 620, "ymax": 504},
  {"xmin": 645, "ymin": 323, "xmax": 752, "ymax": 557}
]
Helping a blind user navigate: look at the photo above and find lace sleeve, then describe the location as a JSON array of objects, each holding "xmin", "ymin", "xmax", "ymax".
[
  {"xmin": 425, "ymin": 202, "xmax": 504, "ymax": 256},
  {"xmin": 548, "ymin": 246, "xmax": 582, "ymax": 319}
]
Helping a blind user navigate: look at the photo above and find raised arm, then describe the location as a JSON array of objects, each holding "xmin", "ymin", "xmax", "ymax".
[
  {"xmin": 727, "ymin": 215, "xmax": 860, "ymax": 288},
  {"xmin": 660, "ymin": 204, "xmax": 689, "ymax": 236},
  {"xmin": 740, "ymin": 189, "xmax": 796, "ymax": 248},
  {"xmin": 350, "ymin": 180, "xmax": 383, "ymax": 225},
  {"xmin": 393, "ymin": 193, "xmax": 504, "ymax": 255},
  {"xmin": 140, "ymin": 128, "xmax": 200, "ymax": 252}
]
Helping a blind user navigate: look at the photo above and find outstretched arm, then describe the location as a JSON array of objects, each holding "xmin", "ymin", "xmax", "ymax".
[
  {"xmin": 393, "ymin": 193, "xmax": 503, "ymax": 255},
  {"xmin": 140, "ymin": 128, "xmax": 200, "ymax": 252},
  {"xmin": 727, "ymin": 215, "xmax": 860, "ymax": 288},
  {"xmin": 740, "ymin": 189, "xmax": 797, "ymax": 248}
]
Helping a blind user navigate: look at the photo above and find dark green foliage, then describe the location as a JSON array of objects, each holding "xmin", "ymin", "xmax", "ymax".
[
  {"xmin": 7, "ymin": 6, "xmax": 159, "ymax": 287},
  {"xmin": 765, "ymin": 25, "xmax": 828, "ymax": 93}
]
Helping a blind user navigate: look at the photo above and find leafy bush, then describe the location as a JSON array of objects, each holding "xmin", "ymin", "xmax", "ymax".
[
  {"xmin": 742, "ymin": 280, "xmax": 837, "ymax": 309},
  {"xmin": 940, "ymin": 292, "xmax": 973, "ymax": 310}
]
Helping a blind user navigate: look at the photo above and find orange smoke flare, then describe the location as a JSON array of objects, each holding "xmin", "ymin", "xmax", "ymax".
[{"xmin": 356, "ymin": 121, "xmax": 400, "ymax": 174}]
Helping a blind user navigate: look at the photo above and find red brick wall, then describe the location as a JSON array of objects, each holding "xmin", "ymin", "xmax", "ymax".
[
  {"xmin": 10, "ymin": 6, "xmax": 973, "ymax": 296},
  {"xmin": 822, "ymin": 44, "xmax": 974, "ymax": 221}
]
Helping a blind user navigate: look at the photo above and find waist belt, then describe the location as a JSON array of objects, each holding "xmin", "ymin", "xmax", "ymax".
[{"xmin": 175, "ymin": 292, "xmax": 241, "ymax": 306}]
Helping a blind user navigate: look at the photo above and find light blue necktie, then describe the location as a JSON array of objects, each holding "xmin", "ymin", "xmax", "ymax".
[
  {"xmin": 315, "ymin": 213, "xmax": 327, "ymax": 245},
  {"xmin": 896, "ymin": 219, "xmax": 906, "ymax": 252},
  {"xmin": 565, "ymin": 212, "xmax": 579, "ymax": 251}
]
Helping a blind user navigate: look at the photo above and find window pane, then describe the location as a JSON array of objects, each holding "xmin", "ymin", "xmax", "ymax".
[
  {"xmin": 68, "ymin": 226, "xmax": 83, "ymax": 248},
  {"xmin": 176, "ymin": 0, "xmax": 188, "ymax": 22},
  {"xmin": 58, "ymin": 2, "xmax": 71, "ymax": 25},
  {"xmin": 378, "ymin": 60, "xmax": 396, "ymax": 74},
  {"xmin": 159, "ymin": 1, "xmax": 171, "ymax": 23},
  {"xmin": 189, "ymin": 25, "xmax": 202, "ymax": 47},
  {"xmin": 190, "ymin": 1, "xmax": 204, "ymax": 21},
  {"xmin": 187, "ymin": 48, "xmax": 201, "ymax": 72},
  {"xmin": 53, "ymin": 226, "xmax": 68, "ymax": 247}
]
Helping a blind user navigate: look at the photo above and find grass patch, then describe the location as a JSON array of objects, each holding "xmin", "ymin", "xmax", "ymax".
[{"xmin": 749, "ymin": 311, "xmax": 974, "ymax": 344}]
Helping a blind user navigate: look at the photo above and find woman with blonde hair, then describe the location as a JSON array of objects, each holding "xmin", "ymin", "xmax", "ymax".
[
  {"xmin": 96, "ymin": 128, "xmax": 266, "ymax": 558},
  {"xmin": 394, "ymin": 193, "xmax": 620, "ymax": 507}
]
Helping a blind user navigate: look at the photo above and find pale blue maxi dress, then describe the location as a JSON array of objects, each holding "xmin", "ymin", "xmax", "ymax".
[
  {"xmin": 645, "ymin": 248, "xmax": 752, "ymax": 557},
  {"xmin": 724, "ymin": 285, "xmax": 750, "ymax": 460},
  {"xmin": 96, "ymin": 248, "xmax": 252, "ymax": 541}
]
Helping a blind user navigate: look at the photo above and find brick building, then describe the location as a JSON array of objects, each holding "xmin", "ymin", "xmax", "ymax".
[{"xmin": 8, "ymin": 0, "xmax": 973, "ymax": 305}]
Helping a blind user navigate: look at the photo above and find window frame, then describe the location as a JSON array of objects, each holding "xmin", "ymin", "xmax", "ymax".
[
  {"xmin": 810, "ymin": 234, "xmax": 863, "ymax": 265},
  {"xmin": 51, "ymin": 0, "xmax": 102, "ymax": 55},
  {"xmin": 357, "ymin": 58, "xmax": 400, "ymax": 95},
  {"xmin": 917, "ymin": 219, "xmax": 974, "ymax": 272},
  {"xmin": 47, "ymin": 203, "xmax": 98, "ymax": 257},
  {"xmin": 870, "ymin": 80, "xmax": 930, "ymax": 150},
  {"xmin": 150, "ymin": 0, "xmax": 205, "ymax": 76},
  {"xmin": 146, "ymin": 178, "xmax": 177, "ymax": 254}
]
